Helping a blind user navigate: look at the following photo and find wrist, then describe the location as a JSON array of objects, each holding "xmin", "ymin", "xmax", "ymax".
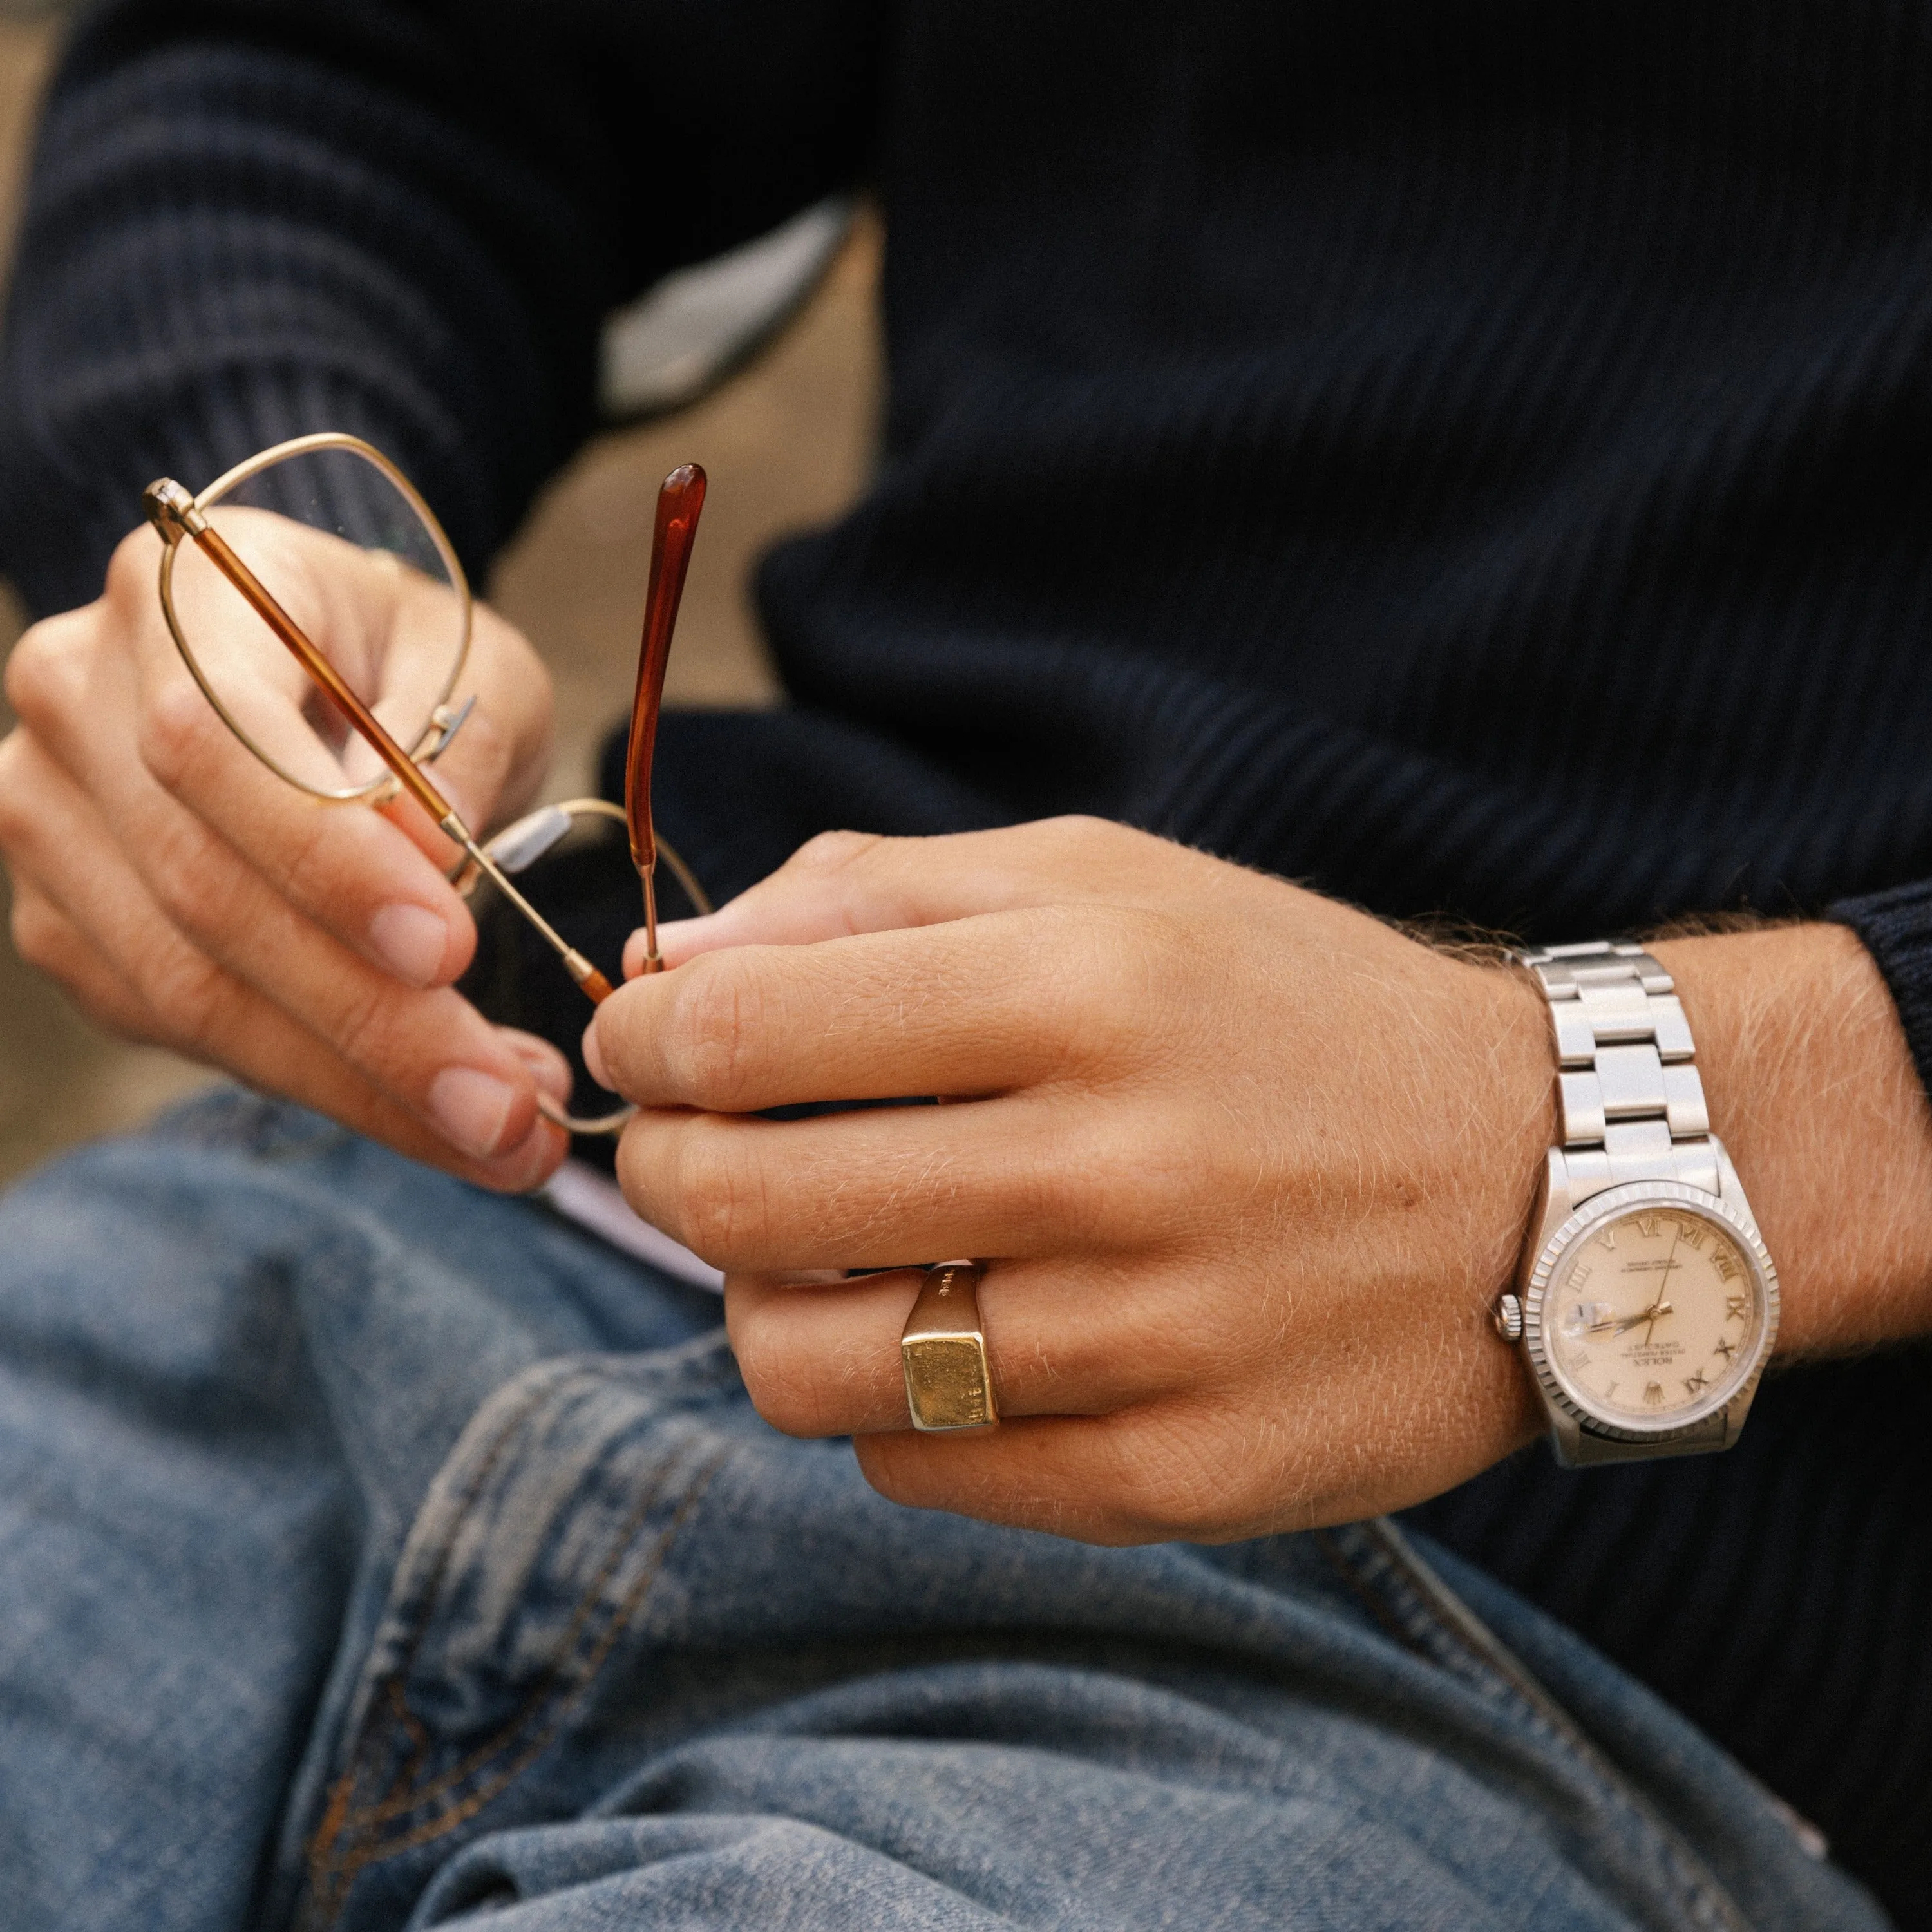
[
  {"xmin": 1433, "ymin": 951, "xmax": 1555, "ymax": 1454},
  {"xmin": 1652, "ymin": 922, "xmax": 1932, "ymax": 1353}
]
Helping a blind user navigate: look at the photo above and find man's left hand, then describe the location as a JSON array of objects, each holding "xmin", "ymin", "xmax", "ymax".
[{"xmin": 589, "ymin": 817, "xmax": 1555, "ymax": 1541}]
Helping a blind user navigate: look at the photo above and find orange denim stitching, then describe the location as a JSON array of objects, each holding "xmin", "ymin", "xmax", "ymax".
[
  {"xmin": 302, "ymin": 1425, "xmax": 732, "ymax": 1926},
  {"xmin": 336, "ymin": 1454, "xmax": 683, "ymax": 1830}
]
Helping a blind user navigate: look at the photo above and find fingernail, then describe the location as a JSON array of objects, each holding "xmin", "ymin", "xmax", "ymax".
[
  {"xmin": 487, "ymin": 1111, "xmax": 569, "ymax": 1194},
  {"xmin": 369, "ymin": 903, "xmax": 451, "ymax": 987},
  {"xmin": 499, "ymin": 1027, "xmax": 572, "ymax": 1104},
  {"xmin": 427, "ymin": 1065, "xmax": 518, "ymax": 1159},
  {"xmin": 582, "ymin": 1020, "xmax": 612, "ymax": 1092},
  {"xmin": 626, "ymin": 916, "xmax": 710, "ymax": 977}
]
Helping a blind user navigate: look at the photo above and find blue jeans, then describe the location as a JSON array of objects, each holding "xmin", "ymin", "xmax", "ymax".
[{"xmin": 0, "ymin": 1092, "xmax": 1889, "ymax": 1931}]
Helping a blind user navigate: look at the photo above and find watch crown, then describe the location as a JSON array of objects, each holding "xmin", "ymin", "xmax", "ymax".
[{"xmin": 1493, "ymin": 1293, "xmax": 1524, "ymax": 1343}]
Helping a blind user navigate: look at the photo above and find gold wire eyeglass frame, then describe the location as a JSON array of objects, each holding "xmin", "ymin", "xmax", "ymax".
[
  {"xmin": 154, "ymin": 433, "xmax": 475, "ymax": 801},
  {"xmin": 451, "ymin": 796, "xmax": 711, "ymax": 1134},
  {"xmin": 143, "ymin": 431, "xmax": 712, "ymax": 1137}
]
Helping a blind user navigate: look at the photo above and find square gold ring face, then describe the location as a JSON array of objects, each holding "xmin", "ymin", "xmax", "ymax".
[{"xmin": 900, "ymin": 1262, "xmax": 999, "ymax": 1432}]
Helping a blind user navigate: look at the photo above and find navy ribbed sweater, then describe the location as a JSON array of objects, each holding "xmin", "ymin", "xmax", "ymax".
[{"xmin": 3, "ymin": 1, "xmax": 1931, "ymax": 1920}]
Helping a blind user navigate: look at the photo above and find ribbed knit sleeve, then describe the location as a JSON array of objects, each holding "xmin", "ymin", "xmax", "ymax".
[
  {"xmin": 0, "ymin": 0, "xmax": 885, "ymax": 616},
  {"xmin": 1830, "ymin": 883, "xmax": 1932, "ymax": 1105}
]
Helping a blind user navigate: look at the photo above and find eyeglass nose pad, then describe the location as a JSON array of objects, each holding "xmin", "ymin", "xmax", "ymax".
[
  {"xmin": 538, "ymin": 1093, "xmax": 635, "ymax": 1137},
  {"xmin": 488, "ymin": 803, "xmax": 572, "ymax": 870},
  {"xmin": 421, "ymin": 694, "xmax": 476, "ymax": 763}
]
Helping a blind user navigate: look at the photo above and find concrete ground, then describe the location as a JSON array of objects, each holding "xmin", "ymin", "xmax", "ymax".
[{"xmin": 0, "ymin": 17, "xmax": 882, "ymax": 1184}]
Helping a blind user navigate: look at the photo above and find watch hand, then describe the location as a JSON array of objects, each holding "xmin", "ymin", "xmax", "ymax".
[
  {"xmin": 1588, "ymin": 1302, "xmax": 1674, "ymax": 1335},
  {"xmin": 1644, "ymin": 1226, "xmax": 1685, "ymax": 1345}
]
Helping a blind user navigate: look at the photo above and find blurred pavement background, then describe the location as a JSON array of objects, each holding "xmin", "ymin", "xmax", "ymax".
[{"xmin": 0, "ymin": 14, "xmax": 883, "ymax": 1184}]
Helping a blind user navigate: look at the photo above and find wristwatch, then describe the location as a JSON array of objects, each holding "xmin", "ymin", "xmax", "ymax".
[{"xmin": 1497, "ymin": 941, "xmax": 1779, "ymax": 1467}]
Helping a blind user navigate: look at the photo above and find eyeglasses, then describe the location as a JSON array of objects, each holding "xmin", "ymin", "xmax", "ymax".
[{"xmin": 142, "ymin": 431, "xmax": 712, "ymax": 1135}]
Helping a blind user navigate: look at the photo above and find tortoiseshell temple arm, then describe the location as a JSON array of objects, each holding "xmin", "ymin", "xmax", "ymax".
[
  {"xmin": 624, "ymin": 464, "xmax": 707, "ymax": 973},
  {"xmin": 140, "ymin": 477, "xmax": 615, "ymax": 1003}
]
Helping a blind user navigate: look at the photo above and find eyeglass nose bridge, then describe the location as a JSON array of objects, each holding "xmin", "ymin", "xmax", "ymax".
[{"xmin": 453, "ymin": 796, "xmax": 723, "ymax": 1141}]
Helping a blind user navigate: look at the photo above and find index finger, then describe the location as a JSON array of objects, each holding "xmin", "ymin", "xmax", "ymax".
[
  {"xmin": 632, "ymin": 816, "xmax": 1211, "ymax": 977},
  {"xmin": 110, "ymin": 529, "xmax": 546, "ymax": 990},
  {"xmin": 593, "ymin": 902, "xmax": 1151, "ymax": 1113}
]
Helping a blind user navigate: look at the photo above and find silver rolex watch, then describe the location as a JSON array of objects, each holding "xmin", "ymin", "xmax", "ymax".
[{"xmin": 1497, "ymin": 941, "xmax": 1779, "ymax": 1467}]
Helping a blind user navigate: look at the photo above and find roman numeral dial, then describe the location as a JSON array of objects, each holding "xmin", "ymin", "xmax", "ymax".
[{"xmin": 1542, "ymin": 1204, "xmax": 1763, "ymax": 1424}]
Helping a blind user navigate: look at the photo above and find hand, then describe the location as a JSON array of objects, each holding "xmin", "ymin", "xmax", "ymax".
[
  {"xmin": 0, "ymin": 517, "xmax": 571, "ymax": 1188},
  {"xmin": 590, "ymin": 833, "xmax": 1932, "ymax": 1544},
  {"xmin": 587, "ymin": 817, "xmax": 1555, "ymax": 1542},
  {"xmin": 1589, "ymin": 1303, "xmax": 1673, "ymax": 1335}
]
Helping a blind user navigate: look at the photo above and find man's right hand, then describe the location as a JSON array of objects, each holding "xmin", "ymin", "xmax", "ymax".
[{"xmin": 0, "ymin": 518, "xmax": 572, "ymax": 1189}]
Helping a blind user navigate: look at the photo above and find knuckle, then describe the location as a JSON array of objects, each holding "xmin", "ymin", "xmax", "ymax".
[
  {"xmin": 1102, "ymin": 1417, "xmax": 1228, "ymax": 1540},
  {"xmin": 5, "ymin": 612, "xmax": 87, "ymax": 726},
  {"xmin": 1028, "ymin": 813, "xmax": 1126, "ymax": 866},
  {"xmin": 1017, "ymin": 1133, "xmax": 1091, "ymax": 1234},
  {"xmin": 456, "ymin": 699, "xmax": 513, "ymax": 781},
  {"xmin": 325, "ymin": 975, "xmax": 402, "ymax": 1072},
  {"xmin": 475, "ymin": 612, "xmax": 552, "ymax": 721},
  {"xmin": 132, "ymin": 938, "xmax": 226, "ymax": 1046},
  {"xmin": 136, "ymin": 672, "xmax": 222, "ymax": 793},
  {"xmin": 670, "ymin": 1121, "xmax": 773, "ymax": 1262},
  {"xmin": 729, "ymin": 1313, "xmax": 837, "ymax": 1437},
  {"xmin": 440, "ymin": 701, "xmax": 515, "ymax": 824},
  {"xmin": 140, "ymin": 814, "xmax": 232, "ymax": 939},
  {"xmin": 272, "ymin": 808, "xmax": 355, "ymax": 917},
  {"xmin": 1012, "ymin": 1113, "xmax": 1141, "ymax": 1245},
  {"xmin": 104, "ymin": 521, "xmax": 158, "ymax": 596},
  {"xmin": 785, "ymin": 828, "xmax": 884, "ymax": 880},
  {"xmin": 851, "ymin": 1434, "xmax": 1006, "ymax": 1526},
  {"xmin": 1037, "ymin": 811, "xmax": 1115, "ymax": 846},
  {"xmin": 1018, "ymin": 905, "xmax": 1149, "ymax": 1073},
  {"xmin": 852, "ymin": 1434, "xmax": 916, "ymax": 1506},
  {"xmin": 0, "ymin": 740, "xmax": 30, "ymax": 844},
  {"xmin": 10, "ymin": 891, "xmax": 68, "ymax": 976},
  {"xmin": 457, "ymin": 618, "xmax": 553, "ymax": 811},
  {"xmin": 102, "ymin": 524, "xmax": 166, "ymax": 625},
  {"xmin": 662, "ymin": 955, "xmax": 763, "ymax": 1109}
]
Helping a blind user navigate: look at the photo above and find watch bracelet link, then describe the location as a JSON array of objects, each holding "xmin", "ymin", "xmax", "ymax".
[
  {"xmin": 1517, "ymin": 940, "xmax": 1718, "ymax": 1203},
  {"xmin": 1514, "ymin": 940, "xmax": 1732, "ymax": 1461}
]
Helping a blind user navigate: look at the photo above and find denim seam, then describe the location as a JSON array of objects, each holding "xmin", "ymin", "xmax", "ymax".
[
  {"xmin": 337, "ymin": 1451, "xmax": 688, "ymax": 1830},
  {"xmin": 1368, "ymin": 1519, "xmax": 1749, "ymax": 1932},
  {"xmin": 294, "ymin": 1356, "xmax": 587, "ymax": 1906},
  {"xmin": 1321, "ymin": 1519, "xmax": 1752, "ymax": 1932},
  {"xmin": 298, "ymin": 1356, "xmax": 737, "ymax": 1929},
  {"xmin": 366, "ymin": 1366, "xmax": 574, "ymax": 1683},
  {"xmin": 311, "ymin": 1450, "xmax": 728, "ymax": 1902},
  {"xmin": 302, "ymin": 1445, "xmax": 730, "ymax": 1926},
  {"xmin": 335, "ymin": 1343, "xmax": 737, "ymax": 1760}
]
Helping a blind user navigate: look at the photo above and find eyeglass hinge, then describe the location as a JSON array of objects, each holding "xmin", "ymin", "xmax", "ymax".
[{"xmin": 142, "ymin": 478, "xmax": 207, "ymax": 540}]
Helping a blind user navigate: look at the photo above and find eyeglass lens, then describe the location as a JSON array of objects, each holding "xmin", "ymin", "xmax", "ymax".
[{"xmin": 165, "ymin": 444, "xmax": 466, "ymax": 795}]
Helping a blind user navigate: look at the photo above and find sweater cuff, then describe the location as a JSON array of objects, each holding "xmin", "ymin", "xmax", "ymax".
[{"xmin": 1830, "ymin": 879, "xmax": 1932, "ymax": 1101}]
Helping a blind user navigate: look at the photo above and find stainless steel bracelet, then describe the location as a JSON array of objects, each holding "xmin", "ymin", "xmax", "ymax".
[
  {"xmin": 1517, "ymin": 940, "xmax": 1718, "ymax": 1204},
  {"xmin": 1515, "ymin": 941, "xmax": 1736, "ymax": 1461},
  {"xmin": 1515, "ymin": 939, "xmax": 1762, "ymax": 1461}
]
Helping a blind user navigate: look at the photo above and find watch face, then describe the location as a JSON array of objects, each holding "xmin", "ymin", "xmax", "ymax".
[{"xmin": 1537, "ymin": 1198, "xmax": 1770, "ymax": 1428}]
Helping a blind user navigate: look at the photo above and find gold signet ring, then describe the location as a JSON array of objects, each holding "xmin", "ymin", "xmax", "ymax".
[{"xmin": 900, "ymin": 1260, "xmax": 999, "ymax": 1432}]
